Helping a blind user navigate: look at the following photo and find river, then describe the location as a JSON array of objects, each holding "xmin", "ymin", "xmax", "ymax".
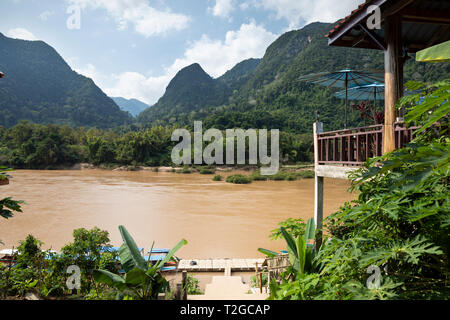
[{"xmin": 0, "ymin": 170, "xmax": 355, "ymax": 259}]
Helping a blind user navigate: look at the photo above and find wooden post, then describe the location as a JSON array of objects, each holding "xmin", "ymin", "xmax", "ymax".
[
  {"xmin": 259, "ymin": 273, "xmax": 263, "ymax": 294},
  {"xmin": 176, "ymin": 283, "xmax": 182, "ymax": 300},
  {"xmin": 182, "ymin": 270, "xmax": 187, "ymax": 300},
  {"xmin": 313, "ymin": 121, "xmax": 323, "ymax": 167},
  {"xmin": 384, "ymin": 14, "xmax": 403, "ymax": 153},
  {"xmin": 313, "ymin": 121, "xmax": 324, "ymax": 251}
]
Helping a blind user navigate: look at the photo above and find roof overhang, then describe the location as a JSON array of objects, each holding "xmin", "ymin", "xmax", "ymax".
[{"xmin": 326, "ymin": 0, "xmax": 450, "ymax": 53}]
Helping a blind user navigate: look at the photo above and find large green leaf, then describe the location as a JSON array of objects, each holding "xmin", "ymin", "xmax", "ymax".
[
  {"xmin": 93, "ymin": 269, "xmax": 126, "ymax": 290},
  {"xmin": 154, "ymin": 238, "xmax": 188, "ymax": 269},
  {"xmin": 257, "ymin": 248, "xmax": 279, "ymax": 258},
  {"xmin": 281, "ymin": 227, "xmax": 297, "ymax": 259},
  {"xmin": 296, "ymin": 236, "xmax": 306, "ymax": 274},
  {"xmin": 304, "ymin": 218, "xmax": 316, "ymax": 242},
  {"xmin": 125, "ymin": 267, "xmax": 148, "ymax": 286},
  {"xmin": 118, "ymin": 226, "xmax": 148, "ymax": 272}
]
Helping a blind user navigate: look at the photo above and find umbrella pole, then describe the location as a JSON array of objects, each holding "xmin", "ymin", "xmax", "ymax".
[
  {"xmin": 373, "ymin": 88, "xmax": 377, "ymax": 125},
  {"xmin": 345, "ymin": 74, "xmax": 348, "ymax": 128}
]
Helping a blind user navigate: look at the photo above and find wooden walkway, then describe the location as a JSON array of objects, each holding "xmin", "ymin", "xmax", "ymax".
[{"xmin": 178, "ymin": 258, "xmax": 265, "ymax": 272}]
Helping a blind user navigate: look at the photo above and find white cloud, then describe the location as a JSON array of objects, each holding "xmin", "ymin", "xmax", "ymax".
[
  {"xmin": 210, "ymin": 0, "xmax": 235, "ymax": 18},
  {"xmin": 39, "ymin": 10, "xmax": 55, "ymax": 21},
  {"xmin": 5, "ymin": 28, "xmax": 38, "ymax": 41},
  {"xmin": 105, "ymin": 72, "xmax": 172, "ymax": 105},
  {"xmin": 66, "ymin": 0, "xmax": 191, "ymax": 37},
  {"xmin": 169, "ymin": 21, "xmax": 276, "ymax": 78},
  {"xmin": 76, "ymin": 22, "xmax": 277, "ymax": 105},
  {"xmin": 243, "ymin": 0, "xmax": 365, "ymax": 29}
]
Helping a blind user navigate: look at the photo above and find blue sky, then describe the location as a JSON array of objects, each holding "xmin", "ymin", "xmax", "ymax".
[{"xmin": 0, "ymin": 0, "xmax": 364, "ymax": 105}]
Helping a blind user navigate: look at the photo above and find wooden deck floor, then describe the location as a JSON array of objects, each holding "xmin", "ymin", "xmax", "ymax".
[{"xmin": 178, "ymin": 258, "xmax": 265, "ymax": 272}]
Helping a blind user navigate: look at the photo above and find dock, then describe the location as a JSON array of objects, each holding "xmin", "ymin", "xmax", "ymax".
[{"xmin": 177, "ymin": 258, "xmax": 265, "ymax": 272}]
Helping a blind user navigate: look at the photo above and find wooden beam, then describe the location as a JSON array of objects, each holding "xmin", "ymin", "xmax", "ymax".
[
  {"xmin": 382, "ymin": 0, "xmax": 415, "ymax": 18},
  {"xmin": 359, "ymin": 24, "xmax": 387, "ymax": 50},
  {"xmin": 426, "ymin": 26, "xmax": 450, "ymax": 47},
  {"xmin": 351, "ymin": 34, "xmax": 367, "ymax": 47},
  {"xmin": 384, "ymin": 14, "xmax": 402, "ymax": 154},
  {"xmin": 401, "ymin": 8, "xmax": 450, "ymax": 25}
]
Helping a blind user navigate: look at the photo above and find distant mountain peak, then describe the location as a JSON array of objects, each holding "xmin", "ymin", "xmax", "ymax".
[
  {"xmin": 111, "ymin": 97, "xmax": 151, "ymax": 117},
  {"xmin": 168, "ymin": 63, "xmax": 213, "ymax": 87}
]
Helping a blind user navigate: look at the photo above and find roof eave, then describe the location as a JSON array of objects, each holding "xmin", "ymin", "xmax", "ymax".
[{"xmin": 327, "ymin": 0, "xmax": 388, "ymax": 47}]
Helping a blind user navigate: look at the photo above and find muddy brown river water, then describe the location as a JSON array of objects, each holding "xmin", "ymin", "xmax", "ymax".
[{"xmin": 0, "ymin": 170, "xmax": 355, "ymax": 259}]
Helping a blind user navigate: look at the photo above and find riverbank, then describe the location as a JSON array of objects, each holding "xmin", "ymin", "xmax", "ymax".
[{"xmin": 49, "ymin": 162, "xmax": 315, "ymax": 175}]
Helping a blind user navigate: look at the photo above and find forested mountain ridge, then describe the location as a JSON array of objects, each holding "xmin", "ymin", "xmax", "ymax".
[
  {"xmin": 137, "ymin": 63, "xmax": 232, "ymax": 124},
  {"xmin": 137, "ymin": 22, "xmax": 449, "ymax": 133},
  {"xmin": 0, "ymin": 32, "xmax": 132, "ymax": 128},
  {"xmin": 217, "ymin": 58, "xmax": 261, "ymax": 89}
]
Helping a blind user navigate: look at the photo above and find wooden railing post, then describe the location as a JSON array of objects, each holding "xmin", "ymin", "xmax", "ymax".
[
  {"xmin": 313, "ymin": 121, "xmax": 323, "ymax": 166},
  {"xmin": 182, "ymin": 270, "xmax": 187, "ymax": 300}
]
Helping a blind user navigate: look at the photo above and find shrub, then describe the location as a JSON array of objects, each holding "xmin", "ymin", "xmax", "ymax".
[
  {"xmin": 212, "ymin": 174, "xmax": 223, "ymax": 181},
  {"xmin": 285, "ymin": 174, "xmax": 297, "ymax": 181},
  {"xmin": 184, "ymin": 274, "xmax": 203, "ymax": 295},
  {"xmin": 249, "ymin": 172, "xmax": 268, "ymax": 181},
  {"xmin": 270, "ymin": 218, "xmax": 306, "ymax": 240},
  {"xmin": 226, "ymin": 174, "xmax": 252, "ymax": 184},
  {"xmin": 270, "ymin": 172, "xmax": 287, "ymax": 181},
  {"xmin": 295, "ymin": 170, "xmax": 315, "ymax": 179},
  {"xmin": 199, "ymin": 168, "xmax": 215, "ymax": 174}
]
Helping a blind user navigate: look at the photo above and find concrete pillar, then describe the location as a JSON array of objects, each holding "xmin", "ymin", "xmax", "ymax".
[
  {"xmin": 313, "ymin": 121, "xmax": 324, "ymax": 250},
  {"xmin": 314, "ymin": 174, "xmax": 324, "ymax": 250}
]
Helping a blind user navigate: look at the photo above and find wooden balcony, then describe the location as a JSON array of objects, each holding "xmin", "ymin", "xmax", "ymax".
[{"xmin": 316, "ymin": 122, "xmax": 419, "ymax": 166}]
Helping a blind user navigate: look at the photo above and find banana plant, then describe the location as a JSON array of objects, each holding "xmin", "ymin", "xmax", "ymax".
[
  {"xmin": 93, "ymin": 225, "xmax": 187, "ymax": 300},
  {"xmin": 258, "ymin": 218, "xmax": 322, "ymax": 275}
]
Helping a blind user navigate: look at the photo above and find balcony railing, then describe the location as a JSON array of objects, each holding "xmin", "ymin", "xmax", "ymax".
[{"xmin": 316, "ymin": 122, "xmax": 419, "ymax": 166}]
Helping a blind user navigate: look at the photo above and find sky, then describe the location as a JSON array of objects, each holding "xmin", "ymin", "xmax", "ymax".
[{"xmin": 0, "ymin": 0, "xmax": 365, "ymax": 105}]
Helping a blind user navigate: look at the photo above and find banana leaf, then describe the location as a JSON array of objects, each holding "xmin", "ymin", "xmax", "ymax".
[
  {"xmin": 304, "ymin": 218, "xmax": 316, "ymax": 242},
  {"xmin": 257, "ymin": 248, "xmax": 279, "ymax": 258},
  {"xmin": 118, "ymin": 225, "xmax": 148, "ymax": 272},
  {"xmin": 154, "ymin": 238, "xmax": 188, "ymax": 269},
  {"xmin": 93, "ymin": 269, "xmax": 127, "ymax": 290}
]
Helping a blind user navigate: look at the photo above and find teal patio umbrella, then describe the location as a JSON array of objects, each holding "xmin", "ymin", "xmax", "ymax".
[
  {"xmin": 298, "ymin": 69, "xmax": 384, "ymax": 128},
  {"xmin": 334, "ymin": 83, "xmax": 384, "ymax": 124}
]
